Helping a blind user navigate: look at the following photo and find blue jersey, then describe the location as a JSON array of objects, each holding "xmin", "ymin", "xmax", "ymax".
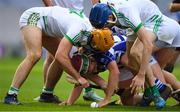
[{"xmin": 92, "ymin": 35, "xmax": 126, "ymax": 71}]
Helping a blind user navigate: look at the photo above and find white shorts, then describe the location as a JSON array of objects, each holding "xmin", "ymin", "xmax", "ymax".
[
  {"xmin": 146, "ymin": 15, "xmax": 180, "ymax": 48},
  {"xmin": 19, "ymin": 7, "xmax": 44, "ymax": 29},
  {"xmin": 127, "ymin": 15, "xmax": 180, "ymax": 48}
]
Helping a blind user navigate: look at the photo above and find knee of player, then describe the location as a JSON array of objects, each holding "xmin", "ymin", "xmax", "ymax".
[{"xmin": 26, "ymin": 51, "xmax": 42, "ymax": 63}]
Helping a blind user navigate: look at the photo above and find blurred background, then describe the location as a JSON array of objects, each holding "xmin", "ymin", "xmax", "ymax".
[
  {"xmin": 0, "ymin": 0, "xmax": 93, "ymax": 58},
  {"xmin": 0, "ymin": 0, "xmax": 179, "ymax": 59},
  {"xmin": 0, "ymin": 0, "xmax": 44, "ymax": 58}
]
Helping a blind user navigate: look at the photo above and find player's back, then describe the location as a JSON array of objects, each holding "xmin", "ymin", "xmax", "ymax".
[
  {"xmin": 21, "ymin": 6, "xmax": 91, "ymax": 37},
  {"xmin": 54, "ymin": 0, "xmax": 84, "ymax": 11},
  {"xmin": 112, "ymin": 0, "xmax": 162, "ymax": 23}
]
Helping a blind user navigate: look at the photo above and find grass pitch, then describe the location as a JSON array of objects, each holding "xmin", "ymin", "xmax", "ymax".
[{"xmin": 0, "ymin": 57, "xmax": 180, "ymax": 111}]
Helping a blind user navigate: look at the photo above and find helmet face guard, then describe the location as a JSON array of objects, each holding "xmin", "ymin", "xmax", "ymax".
[
  {"xmin": 71, "ymin": 54, "xmax": 90, "ymax": 75},
  {"xmin": 89, "ymin": 3, "xmax": 117, "ymax": 28},
  {"xmin": 67, "ymin": 54, "xmax": 97, "ymax": 85}
]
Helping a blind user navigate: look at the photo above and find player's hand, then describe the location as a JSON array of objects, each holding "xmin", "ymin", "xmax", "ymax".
[
  {"xmin": 59, "ymin": 101, "xmax": 68, "ymax": 106},
  {"xmin": 98, "ymin": 99, "xmax": 109, "ymax": 108},
  {"xmin": 130, "ymin": 73, "xmax": 145, "ymax": 94},
  {"xmin": 77, "ymin": 77, "xmax": 89, "ymax": 88}
]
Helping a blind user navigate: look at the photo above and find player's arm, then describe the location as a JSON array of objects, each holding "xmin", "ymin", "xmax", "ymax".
[
  {"xmin": 55, "ymin": 37, "xmax": 89, "ymax": 88},
  {"xmin": 136, "ymin": 27, "xmax": 154, "ymax": 77},
  {"xmin": 92, "ymin": 0, "xmax": 100, "ymax": 5},
  {"xmin": 66, "ymin": 85, "xmax": 84, "ymax": 105},
  {"xmin": 42, "ymin": 0, "xmax": 54, "ymax": 6},
  {"xmin": 123, "ymin": 7, "xmax": 154, "ymax": 77},
  {"xmin": 86, "ymin": 74, "xmax": 107, "ymax": 90},
  {"xmin": 169, "ymin": 2, "xmax": 180, "ymax": 12},
  {"xmin": 98, "ymin": 61, "xmax": 119, "ymax": 107}
]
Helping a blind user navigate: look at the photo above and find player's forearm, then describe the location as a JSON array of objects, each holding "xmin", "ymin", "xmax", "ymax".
[
  {"xmin": 56, "ymin": 54, "xmax": 81, "ymax": 81},
  {"xmin": 170, "ymin": 3, "xmax": 180, "ymax": 12},
  {"xmin": 139, "ymin": 42, "xmax": 152, "ymax": 76},
  {"xmin": 42, "ymin": 0, "xmax": 54, "ymax": 6},
  {"xmin": 92, "ymin": 0, "xmax": 100, "ymax": 5},
  {"xmin": 104, "ymin": 72, "xmax": 119, "ymax": 100},
  {"xmin": 67, "ymin": 85, "xmax": 83, "ymax": 105},
  {"xmin": 137, "ymin": 28, "xmax": 154, "ymax": 76},
  {"xmin": 87, "ymin": 75, "xmax": 107, "ymax": 90}
]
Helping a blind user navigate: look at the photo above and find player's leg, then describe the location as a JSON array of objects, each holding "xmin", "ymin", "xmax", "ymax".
[
  {"xmin": 163, "ymin": 70, "xmax": 180, "ymax": 91},
  {"xmin": 83, "ymin": 88, "xmax": 103, "ymax": 102},
  {"xmin": 83, "ymin": 74, "xmax": 105, "ymax": 102},
  {"xmin": 43, "ymin": 52, "xmax": 54, "ymax": 84},
  {"xmin": 117, "ymin": 77, "xmax": 142, "ymax": 106},
  {"xmin": 120, "ymin": 89, "xmax": 142, "ymax": 106},
  {"xmin": 4, "ymin": 26, "xmax": 42, "ymax": 104},
  {"xmin": 64, "ymin": 72, "xmax": 106, "ymax": 105},
  {"xmin": 128, "ymin": 38, "xmax": 166, "ymax": 109},
  {"xmin": 163, "ymin": 70, "xmax": 180, "ymax": 102},
  {"xmin": 140, "ymin": 58, "xmax": 172, "ymax": 107},
  {"xmin": 38, "ymin": 35, "xmax": 63, "ymax": 103},
  {"xmin": 155, "ymin": 48, "xmax": 179, "ymax": 73},
  {"xmin": 33, "ymin": 52, "xmax": 54, "ymax": 101}
]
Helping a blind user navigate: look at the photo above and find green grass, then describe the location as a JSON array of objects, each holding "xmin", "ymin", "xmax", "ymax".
[{"xmin": 0, "ymin": 57, "xmax": 180, "ymax": 111}]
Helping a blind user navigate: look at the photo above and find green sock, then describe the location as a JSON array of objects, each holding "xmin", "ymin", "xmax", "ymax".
[
  {"xmin": 8, "ymin": 86, "xmax": 19, "ymax": 95},
  {"xmin": 144, "ymin": 88, "xmax": 152, "ymax": 97},
  {"xmin": 151, "ymin": 85, "xmax": 160, "ymax": 97},
  {"xmin": 42, "ymin": 87, "xmax": 54, "ymax": 94},
  {"xmin": 85, "ymin": 87, "xmax": 93, "ymax": 93}
]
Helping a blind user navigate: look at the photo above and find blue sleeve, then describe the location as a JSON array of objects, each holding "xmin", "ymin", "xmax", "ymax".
[
  {"xmin": 93, "ymin": 51, "xmax": 115, "ymax": 68},
  {"xmin": 113, "ymin": 41, "xmax": 126, "ymax": 52}
]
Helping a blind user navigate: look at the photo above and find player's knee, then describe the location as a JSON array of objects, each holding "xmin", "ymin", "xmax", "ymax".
[{"xmin": 27, "ymin": 52, "xmax": 41, "ymax": 63}]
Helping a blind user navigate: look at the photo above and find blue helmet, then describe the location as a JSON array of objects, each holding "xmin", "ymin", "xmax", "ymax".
[{"xmin": 89, "ymin": 3, "xmax": 114, "ymax": 28}]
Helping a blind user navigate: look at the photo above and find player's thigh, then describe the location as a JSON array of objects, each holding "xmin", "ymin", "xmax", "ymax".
[
  {"xmin": 126, "ymin": 39, "xmax": 143, "ymax": 72},
  {"xmin": 130, "ymin": 38, "xmax": 143, "ymax": 61},
  {"xmin": 126, "ymin": 41, "xmax": 134, "ymax": 57},
  {"xmin": 21, "ymin": 26, "xmax": 42, "ymax": 54},
  {"xmin": 155, "ymin": 48, "xmax": 179, "ymax": 68}
]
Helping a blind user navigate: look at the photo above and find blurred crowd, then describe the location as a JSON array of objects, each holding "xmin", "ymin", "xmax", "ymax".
[{"xmin": 0, "ymin": 0, "xmax": 179, "ymax": 58}]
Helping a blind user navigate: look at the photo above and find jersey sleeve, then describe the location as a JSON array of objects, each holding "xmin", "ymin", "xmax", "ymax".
[
  {"xmin": 93, "ymin": 52, "xmax": 115, "ymax": 68},
  {"xmin": 118, "ymin": 6, "xmax": 143, "ymax": 33},
  {"xmin": 64, "ymin": 24, "xmax": 89, "ymax": 46}
]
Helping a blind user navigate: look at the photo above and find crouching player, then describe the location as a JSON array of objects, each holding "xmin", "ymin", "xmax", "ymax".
[{"xmin": 60, "ymin": 35, "xmax": 178, "ymax": 108}]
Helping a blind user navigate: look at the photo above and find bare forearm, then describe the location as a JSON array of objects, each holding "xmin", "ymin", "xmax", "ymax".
[
  {"xmin": 42, "ymin": 0, "xmax": 54, "ymax": 6},
  {"xmin": 87, "ymin": 75, "xmax": 107, "ymax": 90},
  {"xmin": 56, "ymin": 55, "xmax": 81, "ymax": 80},
  {"xmin": 67, "ymin": 85, "xmax": 83, "ymax": 105},
  {"xmin": 105, "ymin": 72, "xmax": 119, "ymax": 100},
  {"xmin": 137, "ymin": 28, "xmax": 154, "ymax": 76},
  {"xmin": 92, "ymin": 0, "xmax": 100, "ymax": 5},
  {"xmin": 170, "ymin": 3, "xmax": 180, "ymax": 12},
  {"xmin": 139, "ymin": 43, "xmax": 152, "ymax": 76}
]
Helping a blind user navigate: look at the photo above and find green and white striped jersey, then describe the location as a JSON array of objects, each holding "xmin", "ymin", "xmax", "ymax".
[
  {"xmin": 20, "ymin": 6, "xmax": 93, "ymax": 47},
  {"xmin": 109, "ymin": 0, "xmax": 163, "ymax": 33}
]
